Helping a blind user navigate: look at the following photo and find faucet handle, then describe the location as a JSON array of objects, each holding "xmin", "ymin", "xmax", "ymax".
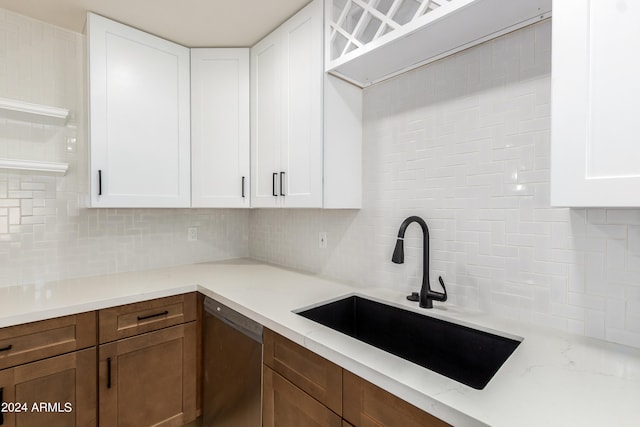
[{"xmin": 427, "ymin": 276, "xmax": 448, "ymax": 302}]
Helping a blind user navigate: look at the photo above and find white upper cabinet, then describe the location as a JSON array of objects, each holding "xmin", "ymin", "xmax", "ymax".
[
  {"xmin": 87, "ymin": 13, "xmax": 191, "ymax": 208},
  {"xmin": 251, "ymin": 31, "xmax": 285, "ymax": 208},
  {"xmin": 191, "ymin": 49, "xmax": 250, "ymax": 208},
  {"xmin": 251, "ymin": 0, "xmax": 324, "ymax": 208},
  {"xmin": 551, "ymin": 0, "xmax": 640, "ymax": 207},
  {"xmin": 279, "ymin": 0, "xmax": 324, "ymax": 208},
  {"xmin": 251, "ymin": 0, "xmax": 362, "ymax": 209},
  {"xmin": 326, "ymin": 0, "xmax": 552, "ymax": 87}
]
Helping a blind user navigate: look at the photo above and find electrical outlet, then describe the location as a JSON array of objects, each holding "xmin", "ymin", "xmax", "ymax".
[
  {"xmin": 319, "ymin": 232, "xmax": 327, "ymax": 249},
  {"xmin": 187, "ymin": 227, "xmax": 198, "ymax": 241}
]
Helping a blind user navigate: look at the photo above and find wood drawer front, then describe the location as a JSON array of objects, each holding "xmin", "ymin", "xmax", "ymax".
[
  {"xmin": 99, "ymin": 293, "xmax": 197, "ymax": 343},
  {"xmin": 263, "ymin": 366, "xmax": 342, "ymax": 427},
  {"xmin": 263, "ymin": 329, "xmax": 342, "ymax": 415},
  {"xmin": 0, "ymin": 311, "xmax": 96, "ymax": 370},
  {"xmin": 343, "ymin": 370, "xmax": 451, "ymax": 427}
]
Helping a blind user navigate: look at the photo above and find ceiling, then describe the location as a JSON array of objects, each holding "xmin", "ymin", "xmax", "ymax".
[{"xmin": 0, "ymin": 0, "xmax": 312, "ymax": 47}]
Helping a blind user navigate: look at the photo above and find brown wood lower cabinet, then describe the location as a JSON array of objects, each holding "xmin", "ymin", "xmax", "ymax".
[
  {"xmin": 263, "ymin": 366, "xmax": 342, "ymax": 427},
  {"xmin": 263, "ymin": 329, "xmax": 451, "ymax": 427},
  {"xmin": 0, "ymin": 293, "xmax": 200, "ymax": 427},
  {"xmin": 0, "ymin": 347, "xmax": 96, "ymax": 427},
  {"xmin": 263, "ymin": 329, "xmax": 342, "ymax": 415},
  {"xmin": 343, "ymin": 370, "xmax": 451, "ymax": 427},
  {"xmin": 98, "ymin": 322, "xmax": 198, "ymax": 427}
]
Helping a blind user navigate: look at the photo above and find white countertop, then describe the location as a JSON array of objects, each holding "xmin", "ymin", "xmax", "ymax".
[{"xmin": 1, "ymin": 259, "xmax": 639, "ymax": 426}]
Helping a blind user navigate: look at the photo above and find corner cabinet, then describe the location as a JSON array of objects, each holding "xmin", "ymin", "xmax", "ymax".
[
  {"xmin": 551, "ymin": 1, "xmax": 640, "ymax": 207},
  {"xmin": 87, "ymin": 13, "xmax": 191, "ymax": 208},
  {"xmin": 191, "ymin": 49, "xmax": 251, "ymax": 208},
  {"xmin": 251, "ymin": 0, "xmax": 362, "ymax": 209}
]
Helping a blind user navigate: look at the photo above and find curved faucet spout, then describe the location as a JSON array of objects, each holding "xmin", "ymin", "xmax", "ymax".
[{"xmin": 391, "ymin": 216, "xmax": 447, "ymax": 309}]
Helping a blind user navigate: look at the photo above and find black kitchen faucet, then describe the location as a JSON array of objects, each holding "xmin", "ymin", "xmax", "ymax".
[{"xmin": 392, "ymin": 216, "xmax": 447, "ymax": 309}]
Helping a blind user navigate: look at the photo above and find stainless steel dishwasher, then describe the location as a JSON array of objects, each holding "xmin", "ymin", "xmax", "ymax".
[{"xmin": 203, "ymin": 297, "xmax": 263, "ymax": 427}]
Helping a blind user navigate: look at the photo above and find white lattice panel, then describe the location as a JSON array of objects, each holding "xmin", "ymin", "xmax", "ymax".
[{"xmin": 328, "ymin": 0, "xmax": 452, "ymax": 61}]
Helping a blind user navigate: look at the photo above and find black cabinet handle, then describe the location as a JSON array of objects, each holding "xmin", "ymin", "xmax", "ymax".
[
  {"xmin": 280, "ymin": 171, "xmax": 285, "ymax": 196},
  {"xmin": 137, "ymin": 310, "xmax": 169, "ymax": 321},
  {"xmin": 242, "ymin": 176, "xmax": 246, "ymax": 198},
  {"xmin": 107, "ymin": 357, "xmax": 112, "ymax": 389},
  {"xmin": 0, "ymin": 344, "xmax": 12, "ymax": 352},
  {"xmin": 98, "ymin": 170, "xmax": 102, "ymax": 196},
  {"xmin": 272, "ymin": 173, "xmax": 278, "ymax": 197},
  {"xmin": 1, "ymin": 387, "xmax": 4, "ymax": 425}
]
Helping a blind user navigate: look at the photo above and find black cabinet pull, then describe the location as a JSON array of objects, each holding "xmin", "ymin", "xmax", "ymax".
[
  {"xmin": 137, "ymin": 310, "xmax": 169, "ymax": 321},
  {"xmin": 242, "ymin": 176, "xmax": 246, "ymax": 198},
  {"xmin": 1, "ymin": 387, "xmax": 4, "ymax": 425},
  {"xmin": 0, "ymin": 344, "xmax": 11, "ymax": 352},
  {"xmin": 98, "ymin": 170, "xmax": 102, "ymax": 196},
  {"xmin": 107, "ymin": 357, "xmax": 112, "ymax": 389},
  {"xmin": 279, "ymin": 171, "xmax": 285, "ymax": 196},
  {"xmin": 272, "ymin": 173, "xmax": 278, "ymax": 197}
]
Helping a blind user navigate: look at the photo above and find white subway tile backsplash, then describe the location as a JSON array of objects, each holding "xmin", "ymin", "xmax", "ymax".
[
  {"xmin": 250, "ymin": 19, "xmax": 640, "ymax": 350},
  {"xmin": 2, "ymin": 11, "xmax": 638, "ymax": 350},
  {"xmin": 627, "ymin": 226, "xmax": 640, "ymax": 254}
]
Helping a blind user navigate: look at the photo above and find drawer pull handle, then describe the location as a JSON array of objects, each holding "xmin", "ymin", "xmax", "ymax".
[
  {"xmin": 242, "ymin": 176, "xmax": 246, "ymax": 198},
  {"xmin": 107, "ymin": 357, "xmax": 112, "ymax": 389},
  {"xmin": 137, "ymin": 310, "xmax": 169, "ymax": 321},
  {"xmin": 0, "ymin": 345, "xmax": 11, "ymax": 352},
  {"xmin": 98, "ymin": 170, "xmax": 102, "ymax": 196},
  {"xmin": 280, "ymin": 171, "xmax": 285, "ymax": 196}
]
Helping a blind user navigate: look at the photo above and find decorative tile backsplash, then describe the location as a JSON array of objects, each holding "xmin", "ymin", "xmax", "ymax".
[
  {"xmin": 0, "ymin": 9, "xmax": 249, "ymax": 286},
  {"xmin": 251, "ymin": 19, "xmax": 640, "ymax": 349},
  {"xmin": 2, "ymin": 10, "xmax": 640, "ymax": 350}
]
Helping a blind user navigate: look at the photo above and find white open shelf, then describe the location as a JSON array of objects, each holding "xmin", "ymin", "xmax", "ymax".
[
  {"xmin": 0, "ymin": 158, "xmax": 69, "ymax": 175},
  {"xmin": 0, "ymin": 97, "xmax": 69, "ymax": 124},
  {"xmin": 326, "ymin": 0, "xmax": 552, "ymax": 87},
  {"xmin": 0, "ymin": 98, "xmax": 71, "ymax": 176}
]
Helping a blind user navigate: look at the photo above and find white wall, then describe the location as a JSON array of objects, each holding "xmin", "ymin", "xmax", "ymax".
[
  {"xmin": 250, "ymin": 19, "xmax": 640, "ymax": 349},
  {"xmin": 0, "ymin": 9, "xmax": 249, "ymax": 286}
]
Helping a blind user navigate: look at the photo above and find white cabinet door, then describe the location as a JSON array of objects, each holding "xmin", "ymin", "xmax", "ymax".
[
  {"xmin": 280, "ymin": 0, "xmax": 323, "ymax": 208},
  {"xmin": 88, "ymin": 13, "xmax": 190, "ymax": 208},
  {"xmin": 551, "ymin": 0, "xmax": 640, "ymax": 207},
  {"xmin": 251, "ymin": 33, "xmax": 283, "ymax": 208},
  {"xmin": 191, "ymin": 48, "xmax": 250, "ymax": 208},
  {"xmin": 251, "ymin": 0, "xmax": 324, "ymax": 208}
]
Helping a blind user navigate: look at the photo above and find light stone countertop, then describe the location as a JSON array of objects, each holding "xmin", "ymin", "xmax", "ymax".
[{"xmin": 1, "ymin": 258, "xmax": 639, "ymax": 427}]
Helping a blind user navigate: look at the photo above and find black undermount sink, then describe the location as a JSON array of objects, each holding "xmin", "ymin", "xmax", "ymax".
[{"xmin": 296, "ymin": 295, "xmax": 521, "ymax": 390}]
